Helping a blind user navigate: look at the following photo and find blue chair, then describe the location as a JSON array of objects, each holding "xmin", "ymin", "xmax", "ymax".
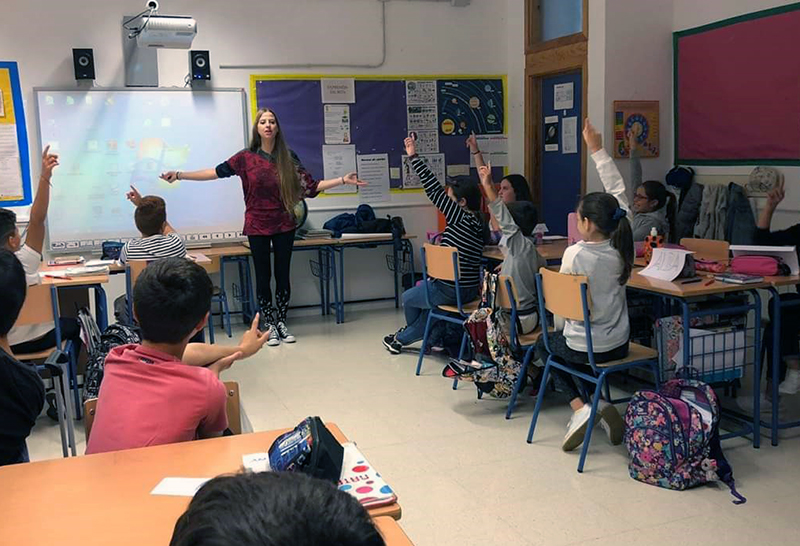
[
  {"xmin": 15, "ymin": 284, "xmax": 77, "ymax": 456},
  {"xmin": 527, "ymin": 268, "xmax": 659, "ymax": 473},
  {"xmin": 415, "ymin": 244, "xmax": 481, "ymax": 377},
  {"xmin": 205, "ymin": 256, "xmax": 233, "ymax": 344}
]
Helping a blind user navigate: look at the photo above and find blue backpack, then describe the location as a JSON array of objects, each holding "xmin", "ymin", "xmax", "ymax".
[{"xmin": 624, "ymin": 377, "xmax": 745, "ymax": 504}]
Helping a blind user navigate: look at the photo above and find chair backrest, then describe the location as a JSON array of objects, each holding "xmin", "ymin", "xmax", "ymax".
[
  {"xmin": 14, "ymin": 284, "xmax": 57, "ymax": 327},
  {"xmin": 423, "ymin": 243, "xmax": 457, "ymax": 282},
  {"xmin": 84, "ymin": 398, "xmax": 98, "ymax": 440},
  {"xmin": 495, "ymin": 275, "xmax": 518, "ymax": 310},
  {"xmin": 127, "ymin": 260, "xmax": 150, "ymax": 289},
  {"xmin": 679, "ymin": 238, "xmax": 729, "ymax": 263},
  {"xmin": 538, "ymin": 267, "xmax": 590, "ymax": 321},
  {"xmin": 223, "ymin": 380, "xmax": 241, "ymax": 435}
]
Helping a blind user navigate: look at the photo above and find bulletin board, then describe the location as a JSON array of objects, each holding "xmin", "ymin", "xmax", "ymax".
[
  {"xmin": 674, "ymin": 3, "xmax": 800, "ymax": 165},
  {"xmin": 250, "ymin": 75, "xmax": 507, "ymax": 199},
  {"xmin": 0, "ymin": 61, "xmax": 33, "ymax": 206}
]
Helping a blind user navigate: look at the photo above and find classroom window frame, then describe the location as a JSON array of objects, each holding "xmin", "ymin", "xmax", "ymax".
[{"xmin": 525, "ymin": 0, "xmax": 589, "ymax": 54}]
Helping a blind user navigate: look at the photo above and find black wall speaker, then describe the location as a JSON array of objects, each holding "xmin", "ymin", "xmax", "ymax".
[
  {"xmin": 72, "ymin": 48, "xmax": 95, "ymax": 80},
  {"xmin": 190, "ymin": 50, "xmax": 211, "ymax": 81}
]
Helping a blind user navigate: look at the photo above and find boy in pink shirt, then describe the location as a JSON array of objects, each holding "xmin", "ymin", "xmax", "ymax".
[{"xmin": 87, "ymin": 258, "xmax": 268, "ymax": 455}]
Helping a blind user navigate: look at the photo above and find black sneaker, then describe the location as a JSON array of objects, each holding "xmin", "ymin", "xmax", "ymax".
[
  {"xmin": 383, "ymin": 333, "xmax": 402, "ymax": 354},
  {"xmin": 276, "ymin": 321, "xmax": 295, "ymax": 343}
]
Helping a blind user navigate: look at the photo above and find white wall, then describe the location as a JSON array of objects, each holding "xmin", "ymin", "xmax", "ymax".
[{"xmin": 1, "ymin": 0, "xmax": 517, "ymax": 308}]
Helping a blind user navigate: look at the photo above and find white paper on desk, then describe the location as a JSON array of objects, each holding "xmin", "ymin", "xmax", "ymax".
[
  {"xmin": 639, "ymin": 248, "xmax": 694, "ymax": 281},
  {"xmin": 323, "ymin": 145, "xmax": 358, "ymax": 194},
  {"xmin": 187, "ymin": 252, "xmax": 211, "ymax": 264},
  {"xmin": 730, "ymin": 245, "xmax": 799, "ymax": 275},
  {"xmin": 150, "ymin": 477, "xmax": 211, "ymax": 497},
  {"xmin": 39, "ymin": 270, "xmax": 70, "ymax": 279},
  {"xmin": 357, "ymin": 153, "xmax": 390, "ymax": 204},
  {"xmin": 242, "ymin": 452, "xmax": 271, "ymax": 473},
  {"xmin": 542, "ymin": 235, "xmax": 567, "ymax": 241},
  {"xmin": 85, "ymin": 259, "xmax": 116, "ymax": 267}
]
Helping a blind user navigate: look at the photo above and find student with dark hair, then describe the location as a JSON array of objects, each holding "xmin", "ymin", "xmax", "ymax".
[
  {"xmin": 479, "ymin": 163, "xmax": 544, "ymax": 334},
  {"xmin": 628, "ymin": 132, "xmax": 677, "ymax": 242},
  {"xmin": 119, "ymin": 185, "xmax": 186, "ymax": 264},
  {"xmin": 3, "ymin": 147, "xmax": 81, "ymax": 365},
  {"xmin": 0, "ymin": 250, "xmax": 45, "ymax": 466},
  {"xmin": 383, "ymin": 137, "xmax": 484, "ymax": 354},
  {"xmin": 170, "ymin": 472, "xmax": 385, "ymax": 546},
  {"xmin": 533, "ymin": 119, "xmax": 634, "ymax": 454},
  {"xmin": 86, "ymin": 258, "xmax": 269, "ymax": 455}
]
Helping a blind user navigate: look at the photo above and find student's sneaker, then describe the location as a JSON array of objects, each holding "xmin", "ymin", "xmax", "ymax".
[
  {"xmin": 779, "ymin": 369, "xmax": 800, "ymax": 395},
  {"xmin": 267, "ymin": 326, "xmax": 281, "ymax": 347},
  {"xmin": 562, "ymin": 404, "xmax": 600, "ymax": 452},
  {"xmin": 736, "ymin": 392, "xmax": 785, "ymax": 417},
  {"xmin": 276, "ymin": 322, "xmax": 295, "ymax": 343},
  {"xmin": 383, "ymin": 333, "xmax": 403, "ymax": 355},
  {"xmin": 597, "ymin": 400, "xmax": 624, "ymax": 445}
]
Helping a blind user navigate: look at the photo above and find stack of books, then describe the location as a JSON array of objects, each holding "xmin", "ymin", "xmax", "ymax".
[{"xmin": 297, "ymin": 229, "xmax": 334, "ymax": 240}]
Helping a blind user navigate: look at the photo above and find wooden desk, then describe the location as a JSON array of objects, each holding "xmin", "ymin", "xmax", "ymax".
[
  {"xmin": 375, "ymin": 516, "xmax": 414, "ymax": 545},
  {"xmin": 483, "ymin": 238, "xmax": 568, "ymax": 263},
  {"xmin": 0, "ymin": 424, "xmax": 401, "ymax": 546},
  {"xmin": 626, "ymin": 269, "xmax": 771, "ymax": 298}
]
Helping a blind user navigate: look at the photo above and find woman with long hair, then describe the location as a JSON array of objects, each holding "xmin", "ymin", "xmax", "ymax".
[{"xmin": 161, "ymin": 108, "xmax": 364, "ymax": 345}]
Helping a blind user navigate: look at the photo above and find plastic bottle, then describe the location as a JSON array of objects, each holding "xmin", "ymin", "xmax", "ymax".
[{"xmin": 644, "ymin": 227, "xmax": 664, "ymax": 265}]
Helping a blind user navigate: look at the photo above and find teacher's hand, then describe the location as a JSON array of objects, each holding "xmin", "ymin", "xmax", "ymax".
[
  {"xmin": 160, "ymin": 171, "xmax": 178, "ymax": 183},
  {"xmin": 343, "ymin": 172, "xmax": 367, "ymax": 186}
]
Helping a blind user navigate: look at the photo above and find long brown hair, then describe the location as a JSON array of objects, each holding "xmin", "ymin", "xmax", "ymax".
[{"xmin": 249, "ymin": 108, "xmax": 302, "ymax": 215}]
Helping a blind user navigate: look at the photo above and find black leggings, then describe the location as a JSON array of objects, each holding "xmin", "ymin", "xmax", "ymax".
[
  {"xmin": 248, "ymin": 230, "xmax": 295, "ymax": 326},
  {"xmin": 11, "ymin": 317, "xmax": 82, "ymax": 356},
  {"xmin": 765, "ymin": 293, "xmax": 800, "ymax": 384},
  {"xmin": 536, "ymin": 331, "xmax": 629, "ymax": 403}
]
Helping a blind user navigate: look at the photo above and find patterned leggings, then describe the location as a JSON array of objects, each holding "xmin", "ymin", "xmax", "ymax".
[
  {"xmin": 536, "ymin": 331, "xmax": 629, "ymax": 403},
  {"xmin": 248, "ymin": 230, "xmax": 295, "ymax": 326}
]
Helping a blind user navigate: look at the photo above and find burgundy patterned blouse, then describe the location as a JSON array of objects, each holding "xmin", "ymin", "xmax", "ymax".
[{"xmin": 216, "ymin": 149, "xmax": 319, "ymax": 236}]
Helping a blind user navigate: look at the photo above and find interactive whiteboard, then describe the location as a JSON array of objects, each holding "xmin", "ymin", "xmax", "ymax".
[{"xmin": 34, "ymin": 88, "xmax": 248, "ymax": 251}]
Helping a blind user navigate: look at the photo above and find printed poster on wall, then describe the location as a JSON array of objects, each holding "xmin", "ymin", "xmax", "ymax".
[
  {"xmin": 554, "ymin": 82, "xmax": 574, "ymax": 110},
  {"xmin": 324, "ymin": 104, "xmax": 351, "ymax": 144},
  {"xmin": 544, "ymin": 115, "xmax": 559, "ymax": 152},
  {"xmin": 561, "ymin": 117, "xmax": 578, "ymax": 155},
  {"xmin": 402, "ymin": 153, "xmax": 445, "ymax": 189},
  {"xmin": 322, "ymin": 145, "xmax": 358, "ymax": 194},
  {"xmin": 407, "ymin": 105, "xmax": 438, "ymax": 132},
  {"xmin": 437, "ymin": 79, "xmax": 504, "ymax": 136},
  {"xmin": 405, "ymin": 80, "xmax": 437, "ymax": 105},
  {"xmin": 357, "ymin": 153, "xmax": 390, "ymax": 204},
  {"xmin": 321, "ymin": 78, "xmax": 355, "ymax": 103},
  {"xmin": 613, "ymin": 100, "xmax": 660, "ymax": 158}
]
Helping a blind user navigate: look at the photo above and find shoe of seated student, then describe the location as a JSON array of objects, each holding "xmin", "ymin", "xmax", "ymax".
[
  {"xmin": 736, "ymin": 392, "xmax": 784, "ymax": 417},
  {"xmin": 562, "ymin": 403, "xmax": 600, "ymax": 452},
  {"xmin": 267, "ymin": 326, "xmax": 281, "ymax": 347},
  {"xmin": 383, "ymin": 333, "xmax": 403, "ymax": 354},
  {"xmin": 597, "ymin": 400, "xmax": 624, "ymax": 445},
  {"xmin": 778, "ymin": 369, "xmax": 800, "ymax": 395},
  {"xmin": 276, "ymin": 321, "xmax": 295, "ymax": 343}
]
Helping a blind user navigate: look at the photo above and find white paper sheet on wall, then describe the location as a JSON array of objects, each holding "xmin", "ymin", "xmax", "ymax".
[
  {"xmin": 562, "ymin": 116, "xmax": 578, "ymax": 154},
  {"xmin": 554, "ymin": 82, "xmax": 574, "ymax": 110},
  {"xmin": 402, "ymin": 153, "xmax": 445, "ymax": 189},
  {"xmin": 0, "ymin": 124, "xmax": 23, "ymax": 200},
  {"xmin": 324, "ymin": 104, "xmax": 351, "ymax": 144},
  {"xmin": 321, "ymin": 78, "xmax": 355, "ymax": 103},
  {"xmin": 322, "ymin": 145, "xmax": 358, "ymax": 194},
  {"xmin": 357, "ymin": 153, "xmax": 390, "ymax": 204},
  {"xmin": 471, "ymin": 135, "xmax": 509, "ymax": 167}
]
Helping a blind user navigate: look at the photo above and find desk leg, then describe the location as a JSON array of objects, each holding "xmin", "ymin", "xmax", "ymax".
[
  {"xmin": 752, "ymin": 290, "xmax": 762, "ymax": 449},
  {"xmin": 58, "ymin": 358, "xmax": 77, "ymax": 456},
  {"xmin": 330, "ymin": 248, "xmax": 339, "ymax": 321},
  {"xmin": 93, "ymin": 285, "xmax": 108, "ymax": 331},
  {"xmin": 338, "ymin": 247, "xmax": 345, "ymax": 324},
  {"xmin": 393, "ymin": 244, "xmax": 400, "ymax": 309},
  {"xmin": 317, "ymin": 248, "xmax": 326, "ymax": 316},
  {"xmin": 770, "ymin": 290, "xmax": 780, "ymax": 447}
]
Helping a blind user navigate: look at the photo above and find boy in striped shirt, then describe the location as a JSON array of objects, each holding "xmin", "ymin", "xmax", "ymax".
[{"xmin": 120, "ymin": 186, "xmax": 186, "ymax": 264}]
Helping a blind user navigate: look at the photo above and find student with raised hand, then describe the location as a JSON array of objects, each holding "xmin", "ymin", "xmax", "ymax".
[
  {"xmin": 1, "ymin": 147, "xmax": 81, "ymax": 360},
  {"xmin": 383, "ymin": 137, "xmax": 484, "ymax": 354},
  {"xmin": 535, "ymin": 189, "xmax": 633, "ymax": 453},
  {"xmin": 467, "ymin": 133, "xmax": 536, "ymax": 241},
  {"xmin": 0, "ymin": 250, "xmax": 45, "ymax": 466},
  {"xmin": 170, "ymin": 472, "xmax": 385, "ymax": 546},
  {"xmin": 119, "ymin": 185, "xmax": 186, "ymax": 264},
  {"xmin": 627, "ymin": 130, "xmax": 677, "ymax": 242},
  {"xmin": 478, "ymin": 162, "xmax": 544, "ymax": 334},
  {"xmin": 753, "ymin": 177, "xmax": 800, "ymax": 396},
  {"xmin": 160, "ymin": 109, "xmax": 365, "ymax": 347},
  {"xmin": 86, "ymin": 258, "xmax": 269, "ymax": 455}
]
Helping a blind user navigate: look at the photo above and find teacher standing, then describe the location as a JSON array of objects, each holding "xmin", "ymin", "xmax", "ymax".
[{"xmin": 161, "ymin": 108, "xmax": 364, "ymax": 346}]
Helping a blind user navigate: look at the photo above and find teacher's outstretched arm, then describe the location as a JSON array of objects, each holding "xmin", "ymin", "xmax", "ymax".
[
  {"xmin": 160, "ymin": 169, "xmax": 218, "ymax": 182},
  {"xmin": 316, "ymin": 172, "xmax": 367, "ymax": 192}
]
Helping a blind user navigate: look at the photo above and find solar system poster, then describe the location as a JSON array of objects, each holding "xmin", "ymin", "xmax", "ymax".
[{"xmin": 613, "ymin": 100, "xmax": 660, "ymax": 158}]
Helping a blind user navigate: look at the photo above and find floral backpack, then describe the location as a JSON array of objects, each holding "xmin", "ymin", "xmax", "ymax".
[{"xmin": 624, "ymin": 377, "xmax": 745, "ymax": 504}]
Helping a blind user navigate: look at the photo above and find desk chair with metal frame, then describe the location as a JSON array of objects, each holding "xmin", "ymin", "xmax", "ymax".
[
  {"xmin": 415, "ymin": 244, "xmax": 481, "ymax": 377},
  {"xmin": 14, "ymin": 284, "xmax": 77, "ymax": 456},
  {"xmin": 527, "ymin": 268, "xmax": 659, "ymax": 473}
]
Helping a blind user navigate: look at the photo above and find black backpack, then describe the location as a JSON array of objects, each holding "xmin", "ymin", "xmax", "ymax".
[{"xmin": 77, "ymin": 308, "xmax": 141, "ymax": 402}]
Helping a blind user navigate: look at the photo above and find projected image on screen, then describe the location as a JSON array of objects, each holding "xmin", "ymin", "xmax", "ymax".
[{"xmin": 36, "ymin": 89, "xmax": 247, "ymax": 251}]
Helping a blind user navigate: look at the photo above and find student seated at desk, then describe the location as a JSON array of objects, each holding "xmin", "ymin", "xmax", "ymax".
[
  {"xmin": 584, "ymin": 119, "xmax": 675, "ymax": 242},
  {"xmin": 0, "ymin": 250, "xmax": 45, "ymax": 466},
  {"xmin": 478, "ymin": 163, "xmax": 544, "ymax": 334},
  {"xmin": 383, "ymin": 137, "xmax": 484, "ymax": 354},
  {"xmin": 753, "ymin": 177, "xmax": 800, "ymax": 395},
  {"xmin": 170, "ymin": 472, "xmax": 385, "ymax": 546},
  {"xmin": 535, "ymin": 188, "xmax": 633, "ymax": 452},
  {"xmin": 86, "ymin": 258, "xmax": 269, "ymax": 455},
  {"xmin": 1, "ymin": 147, "xmax": 81, "ymax": 364},
  {"xmin": 120, "ymin": 185, "xmax": 186, "ymax": 264}
]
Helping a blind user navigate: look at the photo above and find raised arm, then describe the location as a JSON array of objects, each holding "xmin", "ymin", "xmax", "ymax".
[
  {"xmin": 184, "ymin": 314, "xmax": 268, "ymax": 369},
  {"xmin": 405, "ymin": 137, "xmax": 466, "ymax": 225},
  {"xmin": 583, "ymin": 118, "xmax": 632, "ymax": 218},
  {"xmin": 628, "ymin": 130, "xmax": 642, "ymax": 204},
  {"xmin": 24, "ymin": 146, "xmax": 59, "ymax": 254},
  {"xmin": 126, "ymin": 185, "xmax": 176, "ymax": 234},
  {"xmin": 466, "ymin": 133, "xmax": 487, "ymax": 170}
]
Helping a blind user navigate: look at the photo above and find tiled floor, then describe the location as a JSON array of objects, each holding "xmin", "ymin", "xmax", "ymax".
[{"xmin": 27, "ymin": 303, "xmax": 800, "ymax": 545}]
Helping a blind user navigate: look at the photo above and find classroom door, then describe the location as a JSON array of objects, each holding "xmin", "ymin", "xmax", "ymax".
[{"xmin": 539, "ymin": 71, "xmax": 582, "ymax": 236}]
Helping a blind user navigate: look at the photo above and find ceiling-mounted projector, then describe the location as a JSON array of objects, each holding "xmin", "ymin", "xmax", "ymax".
[{"xmin": 136, "ymin": 15, "xmax": 197, "ymax": 49}]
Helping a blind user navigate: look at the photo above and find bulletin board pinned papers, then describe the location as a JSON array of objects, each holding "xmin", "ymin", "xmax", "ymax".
[
  {"xmin": 0, "ymin": 62, "xmax": 32, "ymax": 206},
  {"xmin": 251, "ymin": 74, "xmax": 507, "ymax": 200}
]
